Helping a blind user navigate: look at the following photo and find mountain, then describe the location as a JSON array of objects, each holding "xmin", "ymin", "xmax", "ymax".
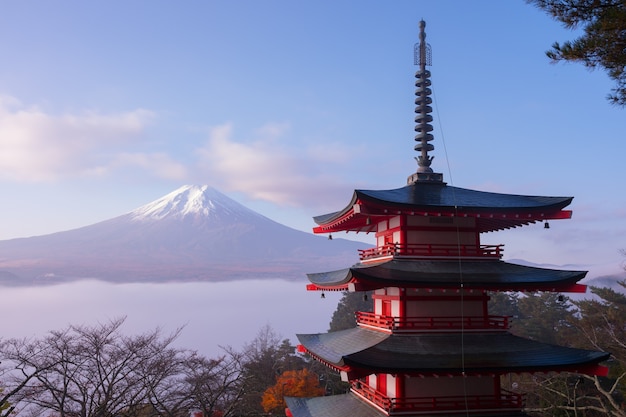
[
  {"xmin": 506, "ymin": 258, "xmax": 626, "ymax": 299},
  {"xmin": 0, "ymin": 185, "xmax": 367, "ymax": 285}
]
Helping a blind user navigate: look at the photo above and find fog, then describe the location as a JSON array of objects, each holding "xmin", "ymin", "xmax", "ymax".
[{"xmin": 0, "ymin": 280, "xmax": 342, "ymax": 357}]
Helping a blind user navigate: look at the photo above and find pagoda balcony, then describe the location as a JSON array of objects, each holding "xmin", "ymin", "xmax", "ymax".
[
  {"xmin": 352, "ymin": 381, "xmax": 524, "ymax": 414},
  {"xmin": 358, "ymin": 243, "xmax": 504, "ymax": 261},
  {"xmin": 356, "ymin": 311, "xmax": 510, "ymax": 332}
]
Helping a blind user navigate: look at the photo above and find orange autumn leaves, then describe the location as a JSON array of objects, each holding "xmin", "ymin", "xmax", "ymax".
[{"xmin": 261, "ymin": 369, "xmax": 325, "ymax": 414}]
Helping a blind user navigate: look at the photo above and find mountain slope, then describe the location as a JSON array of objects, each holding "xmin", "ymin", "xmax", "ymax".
[{"xmin": 0, "ymin": 185, "xmax": 366, "ymax": 285}]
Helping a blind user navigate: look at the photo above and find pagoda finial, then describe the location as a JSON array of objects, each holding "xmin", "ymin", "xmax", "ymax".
[{"xmin": 407, "ymin": 20, "xmax": 443, "ymax": 185}]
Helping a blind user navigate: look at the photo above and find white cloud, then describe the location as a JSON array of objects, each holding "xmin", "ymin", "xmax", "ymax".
[
  {"xmin": 0, "ymin": 96, "xmax": 363, "ymax": 211},
  {"xmin": 0, "ymin": 95, "xmax": 155, "ymax": 182},
  {"xmin": 195, "ymin": 122, "xmax": 355, "ymax": 209},
  {"xmin": 254, "ymin": 121, "xmax": 291, "ymax": 140},
  {"xmin": 112, "ymin": 152, "xmax": 188, "ymax": 180}
]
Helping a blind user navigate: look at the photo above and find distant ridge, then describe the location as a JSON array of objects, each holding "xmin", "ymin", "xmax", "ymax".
[
  {"xmin": 0, "ymin": 185, "xmax": 366, "ymax": 286},
  {"xmin": 507, "ymin": 258, "xmax": 626, "ymax": 297}
]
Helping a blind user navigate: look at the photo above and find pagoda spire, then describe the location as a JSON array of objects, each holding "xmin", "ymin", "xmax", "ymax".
[{"xmin": 407, "ymin": 20, "xmax": 443, "ymax": 184}]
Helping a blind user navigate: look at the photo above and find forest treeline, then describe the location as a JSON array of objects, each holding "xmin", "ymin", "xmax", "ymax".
[
  {"xmin": 489, "ymin": 281, "xmax": 626, "ymax": 416},
  {"xmin": 1, "ymin": 280, "xmax": 625, "ymax": 417},
  {"xmin": 0, "ymin": 317, "xmax": 345, "ymax": 417}
]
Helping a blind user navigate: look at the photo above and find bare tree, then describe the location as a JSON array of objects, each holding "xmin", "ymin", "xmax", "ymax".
[
  {"xmin": 518, "ymin": 281, "xmax": 626, "ymax": 416},
  {"xmin": 0, "ymin": 337, "xmax": 62, "ymax": 417},
  {"xmin": 146, "ymin": 347, "xmax": 245, "ymax": 417},
  {"xmin": 0, "ymin": 318, "xmax": 246, "ymax": 417}
]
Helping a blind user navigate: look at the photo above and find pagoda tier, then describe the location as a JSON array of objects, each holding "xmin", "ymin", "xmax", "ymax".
[
  {"xmin": 296, "ymin": 328, "xmax": 609, "ymax": 381},
  {"xmin": 313, "ymin": 183, "xmax": 573, "ymax": 235},
  {"xmin": 306, "ymin": 259, "xmax": 588, "ymax": 293},
  {"xmin": 292, "ymin": 327, "xmax": 608, "ymax": 416}
]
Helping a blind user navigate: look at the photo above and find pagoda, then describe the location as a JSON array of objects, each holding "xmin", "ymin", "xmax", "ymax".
[{"xmin": 285, "ymin": 20, "xmax": 610, "ymax": 417}]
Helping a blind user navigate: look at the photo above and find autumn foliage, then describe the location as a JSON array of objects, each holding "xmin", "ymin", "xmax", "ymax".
[{"xmin": 261, "ymin": 369, "xmax": 325, "ymax": 414}]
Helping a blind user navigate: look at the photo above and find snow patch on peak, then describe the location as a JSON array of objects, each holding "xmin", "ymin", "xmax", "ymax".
[{"xmin": 129, "ymin": 185, "xmax": 249, "ymax": 221}]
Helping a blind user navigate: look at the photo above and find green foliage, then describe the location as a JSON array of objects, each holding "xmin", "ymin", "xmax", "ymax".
[
  {"xmin": 328, "ymin": 291, "xmax": 372, "ymax": 331},
  {"xmin": 233, "ymin": 326, "xmax": 307, "ymax": 416},
  {"xmin": 573, "ymin": 281, "xmax": 626, "ymax": 356},
  {"xmin": 528, "ymin": 0, "xmax": 626, "ymax": 106},
  {"xmin": 515, "ymin": 292, "xmax": 574, "ymax": 344},
  {"xmin": 569, "ymin": 281, "xmax": 626, "ymax": 412},
  {"xmin": 487, "ymin": 291, "xmax": 520, "ymax": 318},
  {"xmin": 520, "ymin": 281, "xmax": 626, "ymax": 416},
  {"xmin": 0, "ymin": 387, "xmax": 12, "ymax": 417},
  {"xmin": 488, "ymin": 291, "xmax": 574, "ymax": 344}
]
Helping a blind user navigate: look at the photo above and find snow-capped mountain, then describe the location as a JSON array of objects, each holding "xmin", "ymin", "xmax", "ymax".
[
  {"xmin": 129, "ymin": 185, "xmax": 265, "ymax": 222},
  {"xmin": 0, "ymin": 185, "xmax": 366, "ymax": 285}
]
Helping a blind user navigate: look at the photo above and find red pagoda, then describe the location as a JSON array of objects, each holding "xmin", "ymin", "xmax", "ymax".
[{"xmin": 285, "ymin": 20, "xmax": 610, "ymax": 417}]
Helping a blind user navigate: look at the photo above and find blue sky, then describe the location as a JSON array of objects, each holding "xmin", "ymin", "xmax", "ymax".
[{"xmin": 0, "ymin": 1, "xmax": 624, "ymax": 277}]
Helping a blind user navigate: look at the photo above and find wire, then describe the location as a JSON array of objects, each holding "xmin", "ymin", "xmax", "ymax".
[{"xmin": 432, "ymin": 85, "xmax": 470, "ymax": 417}]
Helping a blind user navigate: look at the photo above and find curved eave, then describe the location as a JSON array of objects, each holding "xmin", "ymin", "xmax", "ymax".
[
  {"xmin": 285, "ymin": 393, "xmax": 390, "ymax": 417},
  {"xmin": 312, "ymin": 185, "xmax": 574, "ymax": 234},
  {"xmin": 306, "ymin": 259, "xmax": 588, "ymax": 293},
  {"xmin": 297, "ymin": 328, "xmax": 610, "ymax": 378}
]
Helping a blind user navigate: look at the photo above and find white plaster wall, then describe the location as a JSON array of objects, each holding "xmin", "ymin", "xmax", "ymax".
[
  {"xmin": 374, "ymin": 298, "xmax": 383, "ymax": 315},
  {"xmin": 368, "ymin": 374, "xmax": 376, "ymax": 390},
  {"xmin": 392, "ymin": 299, "xmax": 400, "ymax": 316},
  {"xmin": 387, "ymin": 374, "xmax": 397, "ymax": 398},
  {"xmin": 389, "ymin": 216, "xmax": 401, "ymax": 229},
  {"xmin": 387, "ymin": 288, "xmax": 400, "ymax": 296}
]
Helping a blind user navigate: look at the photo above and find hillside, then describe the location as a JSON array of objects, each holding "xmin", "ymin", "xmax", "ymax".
[{"xmin": 0, "ymin": 185, "xmax": 367, "ymax": 285}]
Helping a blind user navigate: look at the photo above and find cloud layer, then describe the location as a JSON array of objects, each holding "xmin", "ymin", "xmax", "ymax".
[
  {"xmin": 0, "ymin": 96, "xmax": 355, "ymax": 211},
  {"xmin": 195, "ymin": 121, "xmax": 356, "ymax": 209},
  {"xmin": 0, "ymin": 96, "xmax": 187, "ymax": 182}
]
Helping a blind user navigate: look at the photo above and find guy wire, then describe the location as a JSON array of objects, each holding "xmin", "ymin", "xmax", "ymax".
[{"xmin": 432, "ymin": 85, "xmax": 470, "ymax": 416}]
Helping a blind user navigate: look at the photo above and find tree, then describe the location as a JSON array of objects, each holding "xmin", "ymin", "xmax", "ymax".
[
  {"xmin": 0, "ymin": 388, "xmax": 13, "ymax": 417},
  {"xmin": 261, "ymin": 369, "xmax": 324, "ymax": 415},
  {"xmin": 520, "ymin": 282, "xmax": 626, "ymax": 416},
  {"xmin": 0, "ymin": 363, "xmax": 49, "ymax": 417},
  {"xmin": 514, "ymin": 292, "xmax": 574, "ymax": 344},
  {"xmin": 489, "ymin": 290, "xmax": 573, "ymax": 344},
  {"xmin": 487, "ymin": 291, "xmax": 520, "ymax": 318},
  {"xmin": 0, "ymin": 318, "xmax": 246, "ymax": 417},
  {"xmin": 527, "ymin": 0, "xmax": 626, "ymax": 106},
  {"xmin": 564, "ymin": 282, "xmax": 626, "ymax": 415},
  {"xmin": 145, "ymin": 347, "xmax": 245, "ymax": 417},
  {"xmin": 328, "ymin": 291, "xmax": 372, "ymax": 332},
  {"xmin": 233, "ymin": 326, "xmax": 307, "ymax": 416}
]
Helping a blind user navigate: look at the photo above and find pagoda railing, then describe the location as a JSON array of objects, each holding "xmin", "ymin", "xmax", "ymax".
[
  {"xmin": 358, "ymin": 243, "xmax": 503, "ymax": 261},
  {"xmin": 356, "ymin": 312, "xmax": 510, "ymax": 331},
  {"xmin": 352, "ymin": 382, "xmax": 523, "ymax": 413}
]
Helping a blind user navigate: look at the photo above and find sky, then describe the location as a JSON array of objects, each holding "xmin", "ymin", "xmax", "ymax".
[{"xmin": 0, "ymin": 1, "xmax": 624, "ymax": 278}]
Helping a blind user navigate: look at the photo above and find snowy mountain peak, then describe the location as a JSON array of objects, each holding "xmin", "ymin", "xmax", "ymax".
[{"xmin": 129, "ymin": 185, "xmax": 255, "ymax": 222}]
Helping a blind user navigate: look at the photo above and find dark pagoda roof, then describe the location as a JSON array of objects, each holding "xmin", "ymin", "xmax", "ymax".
[
  {"xmin": 297, "ymin": 327, "xmax": 610, "ymax": 378},
  {"xmin": 307, "ymin": 259, "xmax": 587, "ymax": 292},
  {"xmin": 313, "ymin": 183, "xmax": 573, "ymax": 234},
  {"xmin": 285, "ymin": 394, "xmax": 531, "ymax": 417},
  {"xmin": 286, "ymin": 393, "xmax": 386, "ymax": 417}
]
